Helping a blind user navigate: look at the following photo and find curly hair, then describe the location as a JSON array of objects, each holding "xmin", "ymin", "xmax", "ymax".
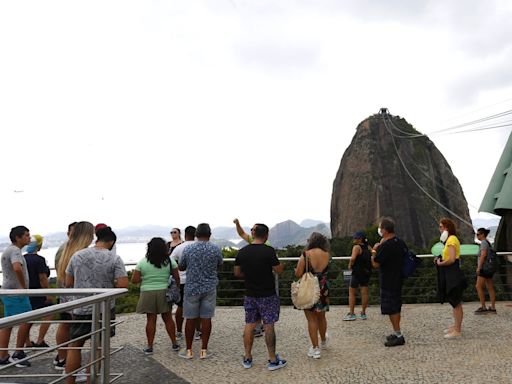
[{"xmin": 306, "ymin": 232, "xmax": 330, "ymax": 252}]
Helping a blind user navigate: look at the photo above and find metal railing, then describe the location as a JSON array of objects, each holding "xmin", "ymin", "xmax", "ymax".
[
  {"xmin": 0, "ymin": 288, "xmax": 128, "ymax": 383},
  {"xmin": 216, "ymin": 252, "xmax": 512, "ymax": 305}
]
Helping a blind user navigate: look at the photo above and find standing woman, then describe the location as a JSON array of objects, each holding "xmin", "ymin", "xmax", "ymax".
[
  {"xmin": 475, "ymin": 228, "xmax": 497, "ymax": 314},
  {"xmin": 132, "ymin": 237, "xmax": 180, "ymax": 354},
  {"xmin": 344, "ymin": 231, "xmax": 372, "ymax": 321},
  {"xmin": 294, "ymin": 232, "xmax": 330, "ymax": 359},
  {"xmin": 54, "ymin": 221, "xmax": 95, "ymax": 369},
  {"xmin": 435, "ymin": 218, "xmax": 467, "ymax": 339},
  {"xmin": 168, "ymin": 228, "xmax": 183, "ymax": 255}
]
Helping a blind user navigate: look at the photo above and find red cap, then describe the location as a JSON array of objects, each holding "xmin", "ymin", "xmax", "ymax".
[{"xmin": 95, "ymin": 223, "xmax": 108, "ymax": 231}]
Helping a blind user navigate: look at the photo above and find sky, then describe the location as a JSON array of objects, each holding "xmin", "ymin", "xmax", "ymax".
[{"xmin": 1, "ymin": 0, "xmax": 511, "ymax": 236}]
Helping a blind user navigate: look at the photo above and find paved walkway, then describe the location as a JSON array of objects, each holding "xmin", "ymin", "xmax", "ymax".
[{"xmin": 2, "ymin": 302, "xmax": 512, "ymax": 383}]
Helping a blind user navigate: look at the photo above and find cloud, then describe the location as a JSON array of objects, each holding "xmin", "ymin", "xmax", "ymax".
[
  {"xmin": 234, "ymin": 41, "xmax": 320, "ymax": 73},
  {"xmin": 448, "ymin": 46, "xmax": 512, "ymax": 104}
]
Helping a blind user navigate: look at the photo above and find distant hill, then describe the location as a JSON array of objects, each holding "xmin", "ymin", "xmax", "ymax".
[
  {"xmin": 269, "ymin": 220, "xmax": 331, "ymax": 248},
  {"xmin": 300, "ymin": 219, "xmax": 327, "ymax": 228}
]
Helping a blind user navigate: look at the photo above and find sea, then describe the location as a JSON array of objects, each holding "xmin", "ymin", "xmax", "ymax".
[{"xmin": 0, "ymin": 243, "xmax": 147, "ymax": 279}]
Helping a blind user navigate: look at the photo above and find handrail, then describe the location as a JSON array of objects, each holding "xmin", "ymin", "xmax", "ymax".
[
  {"xmin": 0, "ymin": 288, "xmax": 128, "ymax": 328},
  {"xmin": 221, "ymin": 251, "xmax": 512, "ymax": 262}
]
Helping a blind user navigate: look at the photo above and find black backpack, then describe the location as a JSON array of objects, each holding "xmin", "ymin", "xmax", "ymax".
[{"xmin": 482, "ymin": 240, "xmax": 499, "ymax": 275}]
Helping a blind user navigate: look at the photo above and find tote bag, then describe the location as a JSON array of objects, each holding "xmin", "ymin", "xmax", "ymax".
[{"xmin": 291, "ymin": 253, "xmax": 320, "ymax": 309}]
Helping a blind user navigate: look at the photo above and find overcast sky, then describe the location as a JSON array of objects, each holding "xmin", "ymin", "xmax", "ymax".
[{"xmin": 1, "ymin": 0, "xmax": 511, "ymax": 236}]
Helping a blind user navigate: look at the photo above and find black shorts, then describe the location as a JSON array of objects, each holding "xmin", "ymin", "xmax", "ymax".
[
  {"xmin": 176, "ymin": 284, "xmax": 185, "ymax": 307},
  {"xmin": 30, "ymin": 298, "xmax": 51, "ymax": 311},
  {"xmin": 350, "ymin": 273, "xmax": 370, "ymax": 288},
  {"xmin": 446, "ymin": 286, "xmax": 464, "ymax": 308},
  {"xmin": 70, "ymin": 309, "xmax": 116, "ymax": 343},
  {"xmin": 478, "ymin": 270, "xmax": 494, "ymax": 279},
  {"xmin": 380, "ymin": 289, "xmax": 402, "ymax": 315}
]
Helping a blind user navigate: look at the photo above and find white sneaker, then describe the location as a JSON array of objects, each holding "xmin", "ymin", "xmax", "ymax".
[
  {"xmin": 64, "ymin": 369, "xmax": 87, "ymax": 383},
  {"xmin": 307, "ymin": 346, "xmax": 315, "ymax": 357},
  {"xmin": 320, "ymin": 333, "xmax": 329, "ymax": 349},
  {"xmin": 76, "ymin": 369, "xmax": 87, "ymax": 383},
  {"xmin": 312, "ymin": 347, "xmax": 321, "ymax": 359}
]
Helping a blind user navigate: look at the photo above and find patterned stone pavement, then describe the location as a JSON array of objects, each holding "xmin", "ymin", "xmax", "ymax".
[{"xmin": 2, "ymin": 303, "xmax": 512, "ymax": 383}]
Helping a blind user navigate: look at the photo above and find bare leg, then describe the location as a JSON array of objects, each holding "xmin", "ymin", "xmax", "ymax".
[
  {"xmin": 453, "ymin": 304, "xmax": 463, "ymax": 333},
  {"xmin": 145, "ymin": 314, "xmax": 157, "ymax": 348},
  {"xmin": 348, "ymin": 287, "xmax": 356, "ymax": 314},
  {"xmin": 243, "ymin": 323, "xmax": 257, "ymax": 359},
  {"xmin": 263, "ymin": 323, "xmax": 276, "ymax": 361},
  {"xmin": 486, "ymin": 279, "xmax": 496, "ymax": 309},
  {"xmin": 37, "ymin": 315, "xmax": 53, "ymax": 344},
  {"xmin": 304, "ymin": 310, "xmax": 319, "ymax": 347},
  {"xmin": 15, "ymin": 323, "xmax": 31, "ymax": 352},
  {"xmin": 184, "ymin": 318, "xmax": 196, "ymax": 350},
  {"xmin": 476, "ymin": 276, "xmax": 486, "ymax": 308},
  {"xmin": 317, "ymin": 312, "xmax": 327, "ymax": 342},
  {"xmin": 389, "ymin": 313, "xmax": 401, "ymax": 332},
  {"xmin": 200, "ymin": 318, "xmax": 212, "ymax": 350},
  {"xmin": 0, "ymin": 327, "xmax": 13, "ymax": 359},
  {"xmin": 56, "ymin": 323, "xmax": 70, "ymax": 361},
  {"xmin": 361, "ymin": 287, "xmax": 369, "ymax": 314},
  {"xmin": 175, "ymin": 307, "xmax": 184, "ymax": 333},
  {"xmin": 24, "ymin": 323, "xmax": 34, "ymax": 348},
  {"xmin": 161, "ymin": 312, "xmax": 177, "ymax": 344},
  {"xmin": 64, "ymin": 340, "xmax": 85, "ymax": 384}
]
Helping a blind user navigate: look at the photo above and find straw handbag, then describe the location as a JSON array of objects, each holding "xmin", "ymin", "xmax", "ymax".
[{"xmin": 291, "ymin": 252, "xmax": 320, "ymax": 309}]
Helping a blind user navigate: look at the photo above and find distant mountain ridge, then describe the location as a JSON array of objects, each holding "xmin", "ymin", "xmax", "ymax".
[{"xmin": 0, "ymin": 219, "xmax": 330, "ymax": 251}]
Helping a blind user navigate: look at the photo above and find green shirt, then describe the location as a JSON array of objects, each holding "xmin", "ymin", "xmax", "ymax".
[{"xmin": 135, "ymin": 258, "xmax": 177, "ymax": 291}]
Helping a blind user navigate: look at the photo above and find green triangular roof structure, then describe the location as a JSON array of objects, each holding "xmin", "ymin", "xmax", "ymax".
[{"xmin": 480, "ymin": 130, "xmax": 512, "ymax": 215}]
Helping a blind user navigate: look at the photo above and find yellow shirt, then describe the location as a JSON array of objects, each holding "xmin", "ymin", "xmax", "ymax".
[{"xmin": 442, "ymin": 235, "xmax": 460, "ymax": 261}]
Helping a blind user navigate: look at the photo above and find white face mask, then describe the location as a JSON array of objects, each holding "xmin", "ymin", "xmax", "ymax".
[
  {"xmin": 377, "ymin": 227, "xmax": 383, "ymax": 237},
  {"xmin": 440, "ymin": 230, "xmax": 449, "ymax": 243}
]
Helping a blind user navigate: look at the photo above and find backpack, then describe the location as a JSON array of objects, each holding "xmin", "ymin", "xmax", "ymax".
[
  {"xmin": 481, "ymin": 240, "xmax": 499, "ymax": 275},
  {"xmin": 400, "ymin": 239, "xmax": 422, "ymax": 278}
]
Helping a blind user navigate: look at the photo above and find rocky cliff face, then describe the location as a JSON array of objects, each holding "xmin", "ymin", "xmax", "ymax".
[{"xmin": 330, "ymin": 111, "xmax": 473, "ymax": 248}]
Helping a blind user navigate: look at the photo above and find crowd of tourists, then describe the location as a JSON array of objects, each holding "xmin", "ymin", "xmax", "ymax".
[{"xmin": 0, "ymin": 216, "xmax": 499, "ymax": 381}]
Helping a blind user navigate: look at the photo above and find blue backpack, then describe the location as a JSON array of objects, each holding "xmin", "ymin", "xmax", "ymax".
[{"xmin": 400, "ymin": 240, "xmax": 422, "ymax": 278}]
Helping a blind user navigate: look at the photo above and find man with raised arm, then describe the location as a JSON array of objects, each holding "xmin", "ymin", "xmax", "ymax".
[{"xmin": 234, "ymin": 223, "xmax": 286, "ymax": 371}]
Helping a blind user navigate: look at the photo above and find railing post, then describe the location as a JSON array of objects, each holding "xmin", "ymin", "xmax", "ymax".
[
  {"xmin": 90, "ymin": 302, "xmax": 100, "ymax": 384},
  {"xmin": 100, "ymin": 300, "xmax": 111, "ymax": 384}
]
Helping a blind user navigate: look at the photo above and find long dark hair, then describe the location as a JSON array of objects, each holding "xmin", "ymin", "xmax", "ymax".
[{"xmin": 146, "ymin": 237, "xmax": 170, "ymax": 268}]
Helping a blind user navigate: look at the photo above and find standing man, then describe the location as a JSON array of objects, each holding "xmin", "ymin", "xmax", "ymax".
[
  {"xmin": 24, "ymin": 234, "xmax": 52, "ymax": 348},
  {"xmin": 234, "ymin": 223, "xmax": 286, "ymax": 371},
  {"xmin": 64, "ymin": 227, "xmax": 128, "ymax": 384},
  {"xmin": 170, "ymin": 226, "xmax": 197, "ymax": 340},
  {"xmin": 178, "ymin": 223, "xmax": 223, "ymax": 360},
  {"xmin": 0, "ymin": 226, "xmax": 32, "ymax": 367},
  {"xmin": 371, "ymin": 217, "xmax": 406, "ymax": 347}
]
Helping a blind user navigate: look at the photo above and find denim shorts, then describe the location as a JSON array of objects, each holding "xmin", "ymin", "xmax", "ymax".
[
  {"xmin": 183, "ymin": 289, "xmax": 216, "ymax": 319},
  {"xmin": 1, "ymin": 296, "xmax": 32, "ymax": 317},
  {"xmin": 244, "ymin": 295, "xmax": 280, "ymax": 325}
]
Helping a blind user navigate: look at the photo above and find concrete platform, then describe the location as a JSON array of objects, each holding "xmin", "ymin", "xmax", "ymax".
[{"xmin": 1, "ymin": 302, "xmax": 512, "ymax": 383}]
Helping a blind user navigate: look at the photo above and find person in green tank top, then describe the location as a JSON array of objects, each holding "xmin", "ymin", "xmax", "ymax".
[{"xmin": 132, "ymin": 238, "xmax": 181, "ymax": 354}]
